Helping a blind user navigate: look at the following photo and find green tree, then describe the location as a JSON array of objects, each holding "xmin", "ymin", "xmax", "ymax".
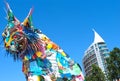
[
  {"xmin": 85, "ymin": 75, "xmax": 93, "ymax": 81},
  {"xmin": 106, "ymin": 47, "xmax": 120, "ymax": 81},
  {"xmin": 85, "ymin": 64, "xmax": 106, "ymax": 81}
]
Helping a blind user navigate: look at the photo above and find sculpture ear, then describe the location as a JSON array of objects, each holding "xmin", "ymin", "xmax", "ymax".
[
  {"xmin": 22, "ymin": 8, "xmax": 33, "ymax": 28},
  {"xmin": 5, "ymin": 2, "xmax": 20, "ymax": 23}
]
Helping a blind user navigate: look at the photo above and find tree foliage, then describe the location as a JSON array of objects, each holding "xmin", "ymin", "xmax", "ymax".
[
  {"xmin": 85, "ymin": 64, "xmax": 106, "ymax": 81},
  {"xmin": 106, "ymin": 47, "xmax": 120, "ymax": 81}
]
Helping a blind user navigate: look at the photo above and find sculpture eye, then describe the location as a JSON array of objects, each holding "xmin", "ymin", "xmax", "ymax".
[
  {"xmin": 11, "ymin": 41, "xmax": 15, "ymax": 45},
  {"xmin": 5, "ymin": 37, "xmax": 10, "ymax": 42},
  {"xmin": 13, "ymin": 35, "xmax": 17, "ymax": 39}
]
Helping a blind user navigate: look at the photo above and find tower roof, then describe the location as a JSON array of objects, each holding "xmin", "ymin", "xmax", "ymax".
[
  {"xmin": 83, "ymin": 29, "xmax": 105, "ymax": 57},
  {"xmin": 93, "ymin": 29, "xmax": 104, "ymax": 43}
]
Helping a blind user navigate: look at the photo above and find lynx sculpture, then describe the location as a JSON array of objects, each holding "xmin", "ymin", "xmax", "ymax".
[{"xmin": 2, "ymin": 3, "xmax": 85, "ymax": 81}]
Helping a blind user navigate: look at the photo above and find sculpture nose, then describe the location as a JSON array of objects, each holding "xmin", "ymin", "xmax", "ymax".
[
  {"xmin": 5, "ymin": 43, "xmax": 10, "ymax": 48},
  {"xmin": 6, "ymin": 46, "xmax": 10, "ymax": 48}
]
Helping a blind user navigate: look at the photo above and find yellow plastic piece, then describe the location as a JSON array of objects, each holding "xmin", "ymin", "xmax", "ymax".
[
  {"xmin": 61, "ymin": 51, "xmax": 66, "ymax": 57},
  {"xmin": 5, "ymin": 32, "xmax": 15, "ymax": 47},
  {"xmin": 23, "ymin": 18, "xmax": 28, "ymax": 26},
  {"xmin": 58, "ymin": 61, "xmax": 62, "ymax": 67},
  {"xmin": 36, "ymin": 51, "xmax": 42, "ymax": 57},
  {"xmin": 24, "ymin": 56, "xmax": 29, "ymax": 61},
  {"xmin": 47, "ymin": 43, "xmax": 52, "ymax": 49}
]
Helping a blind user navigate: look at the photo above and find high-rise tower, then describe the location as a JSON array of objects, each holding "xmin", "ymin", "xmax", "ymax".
[{"xmin": 83, "ymin": 29, "xmax": 109, "ymax": 76}]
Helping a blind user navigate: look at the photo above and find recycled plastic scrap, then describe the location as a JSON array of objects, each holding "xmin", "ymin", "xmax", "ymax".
[{"xmin": 2, "ymin": 2, "xmax": 85, "ymax": 81}]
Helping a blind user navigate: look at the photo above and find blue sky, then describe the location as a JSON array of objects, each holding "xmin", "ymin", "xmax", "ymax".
[{"xmin": 0, "ymin": 0, "xmax": 120, "ymax": 81}]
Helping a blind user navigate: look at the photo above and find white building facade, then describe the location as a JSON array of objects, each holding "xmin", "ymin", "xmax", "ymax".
[{"xmin": 83, "ymin": 30, "xmax": 109, "ymax": 76}]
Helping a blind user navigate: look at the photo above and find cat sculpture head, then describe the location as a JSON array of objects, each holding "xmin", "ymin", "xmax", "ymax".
[{"xmin": 2, "ymin": 3, "xmax": 45, "ymax": 60}]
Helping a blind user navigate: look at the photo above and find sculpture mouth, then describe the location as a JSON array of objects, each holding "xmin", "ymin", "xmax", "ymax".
[{"xmin": 5, "ymin": 44, "xmax": 18, "ymax": 54}]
